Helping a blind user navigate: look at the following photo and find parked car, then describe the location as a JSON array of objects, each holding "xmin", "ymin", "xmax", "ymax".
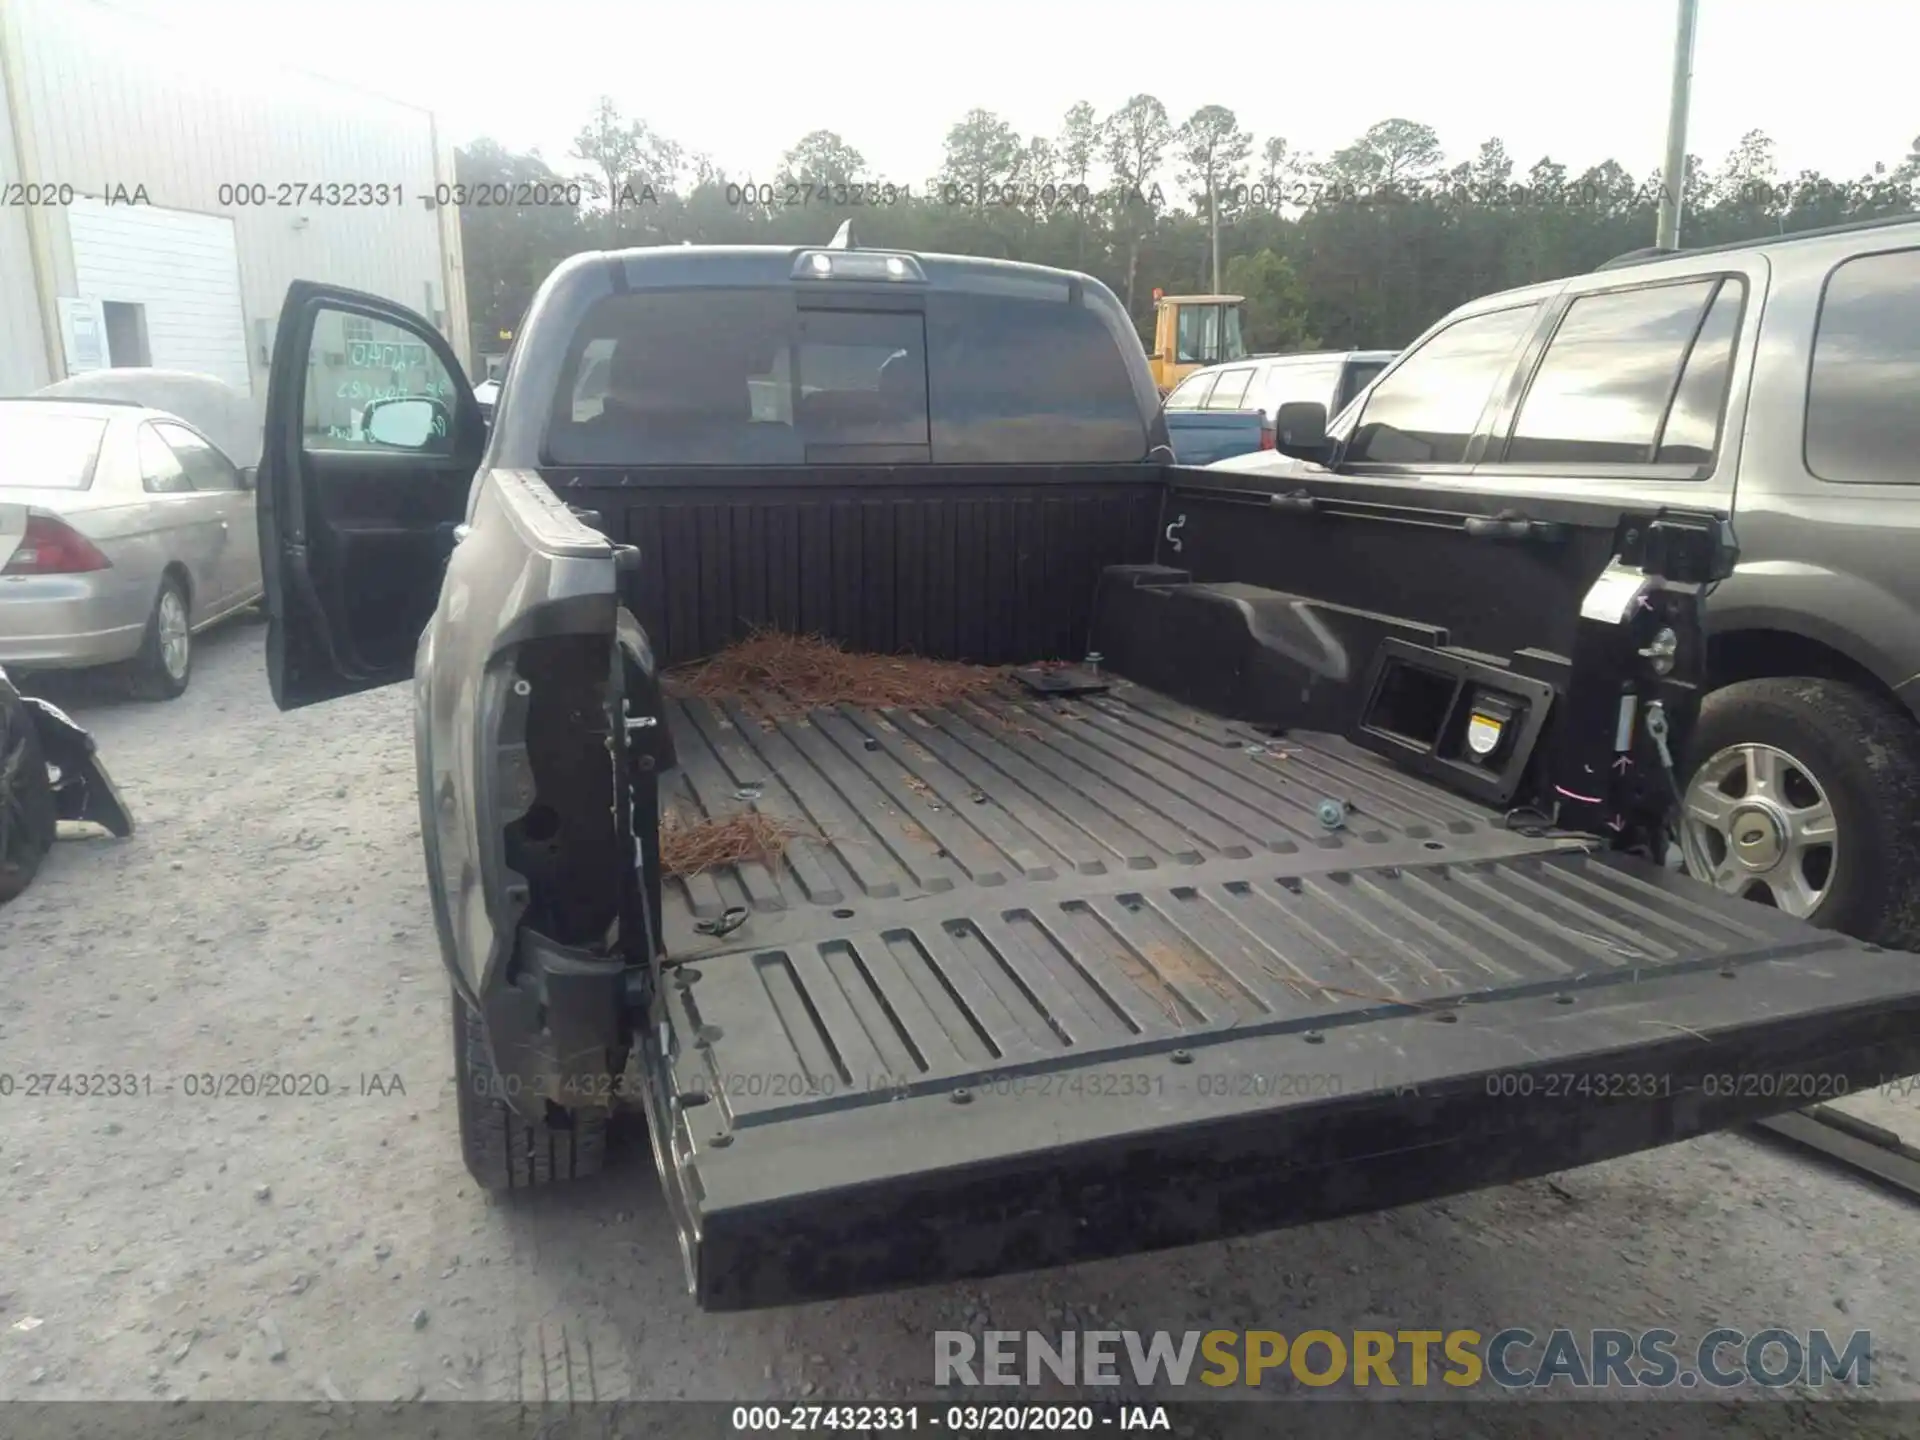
[
  {"xmin": 0, "ymin": 375, "xmax": 263, "ymax": 698},
  {"xmin": 1165, "ymin": 349, "xmax": 1398, "ymax": 434},
  {"xmin": 1162, "ymin": 404, "xmax": 1271, "ymax": 463},
  {"xmin": 248, "ymin": 239, "xmax": 1920, "ymax": 1311},
  {"xmin": 1220, "ymin": 213, "xmax": 1920, "ymax": 949}
]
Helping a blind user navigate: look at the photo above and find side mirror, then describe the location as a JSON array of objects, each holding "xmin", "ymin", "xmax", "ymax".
[
  {"xmin": 363, "ymin": 395, "xmax": 448, "ymax": 449},
  {"xmin": 1274, "ymin": 401, "xmax": 1330, "ymax": 463}
]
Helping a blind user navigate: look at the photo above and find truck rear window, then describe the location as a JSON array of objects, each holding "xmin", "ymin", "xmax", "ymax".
[{"xmin": 543, "ymin": 286, "xmax": 1147, "ymax": 467}]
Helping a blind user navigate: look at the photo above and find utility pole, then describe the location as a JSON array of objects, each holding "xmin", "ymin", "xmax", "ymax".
[{"xmin": 1655, "ymin": 0, "xmax": 1701, "ymax": 250}]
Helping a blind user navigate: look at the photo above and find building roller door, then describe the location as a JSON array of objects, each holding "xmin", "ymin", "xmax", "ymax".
[{"xmin": 66, "ymin": 198, "xmax": 251, "ymax": 392}]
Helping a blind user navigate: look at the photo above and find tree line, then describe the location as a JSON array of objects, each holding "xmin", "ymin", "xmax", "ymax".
[{"xmin": 454, "ymin": 95, "xmax": 1920, "ymax": 362}]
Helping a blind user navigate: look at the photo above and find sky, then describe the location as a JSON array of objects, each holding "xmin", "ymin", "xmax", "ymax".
[{"xmin": 96, "ymin": 0, "xmax": 1920, "ymax": 189}]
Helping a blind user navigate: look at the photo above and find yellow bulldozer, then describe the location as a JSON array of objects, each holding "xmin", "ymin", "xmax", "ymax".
[{"xmin": 1146, "ymin": 291, "xmax": 1249, "ymax": 395}]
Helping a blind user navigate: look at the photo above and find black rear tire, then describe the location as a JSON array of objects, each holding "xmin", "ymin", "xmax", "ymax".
[
  {"xmin": 0, "ymin": 678, "xmax": 58, "ymax": 906},
  {"xmin": 450, "ymin": 987, "xmax": 608, "ymax": 1190}
]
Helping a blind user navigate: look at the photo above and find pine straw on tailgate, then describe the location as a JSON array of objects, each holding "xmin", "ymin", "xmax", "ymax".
[
  {"xmin": 659, "ymin": 808, "xmax": 802, "ymax": 878},
  {"xmin": 667, "ymin": 629, "xmax": 1005, "ymax": 721}
]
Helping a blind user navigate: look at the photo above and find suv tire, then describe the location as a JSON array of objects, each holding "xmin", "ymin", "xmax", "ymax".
[
  {"xmin": 450, "ymin": 987, "xmax": 608, "ymax": 1190},
  {"xmin": 1679, "ymin": 678, "xmax": 1920, "ymax": 948}
]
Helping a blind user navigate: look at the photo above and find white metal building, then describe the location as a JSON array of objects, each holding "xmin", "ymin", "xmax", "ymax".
[{"xmin": 0, "ymin": 0, "xmax": 469, "ymax": 401}]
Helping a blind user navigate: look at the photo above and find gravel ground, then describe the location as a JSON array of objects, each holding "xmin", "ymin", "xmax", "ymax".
[{"xmin": 4, "ymin": 620, "xmax": 1920, "ymax": 1431}]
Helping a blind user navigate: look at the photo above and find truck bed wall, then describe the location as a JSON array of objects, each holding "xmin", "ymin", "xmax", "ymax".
[
  {"xmin": 1094, "ymin": 468, "xmax": 1664, "ymax": 755},
  {"xmin": 542, "ymin": 464, "xmax": 1167, "ymax": 667}
]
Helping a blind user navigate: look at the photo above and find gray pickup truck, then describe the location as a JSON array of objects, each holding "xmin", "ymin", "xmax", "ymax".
[
  {"xmin": 1220, "ymin": 213, "xmax": 1920, "ymax": 951},
  {"xmin": 253, "ymin": 233, "xmax": 1920, "ymax": 1311}
]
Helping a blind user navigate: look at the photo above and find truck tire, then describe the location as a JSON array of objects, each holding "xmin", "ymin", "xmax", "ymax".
[
  {"xmin": 125, "ymin": 576, "xmax": 192, "ymax": 701},
  {"xmin": 450, "ymin": 988, "xmax": 608, "ymax": 1190},
  {"xmin": 0, "ymin": 678, "xmax": 58, "ymax": 905},
  {"xmin": 1678, "ymin": 678, "xmax": 1920, "ymax": 949}
]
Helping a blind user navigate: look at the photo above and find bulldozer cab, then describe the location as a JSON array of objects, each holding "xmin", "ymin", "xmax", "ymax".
[{"xmin": 1149, "ymin": 293, "xmax": 1248, "ymax": 393}]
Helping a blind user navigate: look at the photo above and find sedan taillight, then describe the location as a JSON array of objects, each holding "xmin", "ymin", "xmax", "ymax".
[
  {"xmin": 1259, "ymin": 425, "xmax": 1276, "ymax": 450},
  {"xmin": 3, "ymin": 514, "xmax": 112, "ymax": 575}
]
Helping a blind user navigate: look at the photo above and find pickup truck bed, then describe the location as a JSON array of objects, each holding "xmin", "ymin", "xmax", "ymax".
[{"xmin": 648, "ymin": 676, "xmax": 1920, "ymax": 1309}]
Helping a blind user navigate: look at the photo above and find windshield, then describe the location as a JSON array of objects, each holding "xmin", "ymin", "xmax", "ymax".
[{"xmin": 0, "ymin": 409, "xmax": 109, "ymax": 490}]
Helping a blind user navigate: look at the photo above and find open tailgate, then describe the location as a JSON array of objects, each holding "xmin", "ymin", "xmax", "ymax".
[{"xmin": 637, "ymin": 688, "xmax": 1920, "ymax": 1310}]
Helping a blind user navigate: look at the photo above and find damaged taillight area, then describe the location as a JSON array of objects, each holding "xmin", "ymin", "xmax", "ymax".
[{"xmin": 468, "ymin": 626, "xmax": 670, "ymax": 1117}]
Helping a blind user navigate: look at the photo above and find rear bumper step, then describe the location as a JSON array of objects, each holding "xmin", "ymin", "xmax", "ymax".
[{"xmin": 648, "ymin": 935, "xmax": 1920, "ymax": 1310}]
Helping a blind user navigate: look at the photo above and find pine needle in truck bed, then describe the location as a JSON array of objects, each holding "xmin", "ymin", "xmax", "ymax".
[
  {"xmin": 659, "ymin": 809, "xmax": 800, "ymax": 878},
  {"xmin": 667, "ymin": 629, "xmax": 1004, "ymax": 720}
]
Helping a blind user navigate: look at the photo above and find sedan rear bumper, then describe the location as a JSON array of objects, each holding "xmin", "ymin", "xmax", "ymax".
[{"xmin": 0, "ymin": 574, "xmax": 145, "ymax": 669}]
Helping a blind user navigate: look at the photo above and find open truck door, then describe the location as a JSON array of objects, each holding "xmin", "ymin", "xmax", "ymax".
[{"xmin": 258, "ymin": 282, "xmax": 486, "ymax": 710}]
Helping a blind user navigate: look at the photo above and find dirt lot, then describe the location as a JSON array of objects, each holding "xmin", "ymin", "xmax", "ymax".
[{"xmin": 4, "ymin": 621, "xmax": 1920, "ymax": 1426}]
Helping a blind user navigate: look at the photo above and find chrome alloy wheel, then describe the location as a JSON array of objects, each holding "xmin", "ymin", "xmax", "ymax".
[
  {"xmin": 1679, "ymin": 742, "xmax": 1837, "ymax": 918},
  {"xmin": 158, "ymin": 587, "xmax": 190, "ymax": 681}
]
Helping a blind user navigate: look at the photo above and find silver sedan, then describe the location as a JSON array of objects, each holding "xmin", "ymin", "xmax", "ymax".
[{"xmin": 0, "ymin": 399, "xmax": 262, "ymax": 699}]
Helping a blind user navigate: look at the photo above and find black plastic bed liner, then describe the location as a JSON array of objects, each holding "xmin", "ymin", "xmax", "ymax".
[{"xmin": 643, "ymin": 679, "xmax": 1920, "ymax": 1310}]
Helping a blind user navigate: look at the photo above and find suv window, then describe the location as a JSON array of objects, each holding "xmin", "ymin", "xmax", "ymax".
[
  {"xmin": 1807, "ymin": 246, "xmax": 1920, "ymax": 485},
  {"xmin": 1347, "ymin": 304, "xmax": 1540, "ymax": 465},
  {"xmin": 1504, "ymin": 279, "xmax": 1722, "ymax": 466},
  {"xmin": 152, "ymin": 421, "xmax": 241, "ymax": 491},
  {"xmin": 1656, "ymin": 280, "xmax": 1744, "ymax": 464},
  {"xmin": 1204, "ymin": 367, "xmax": 1255, "ymax": 408},
  {"xmin": 1165, "ymin": 371, "xmax": 1217, "ymax": 409}
]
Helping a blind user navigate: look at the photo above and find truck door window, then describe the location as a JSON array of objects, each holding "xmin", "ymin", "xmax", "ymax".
[
  {"xmin": 1503, "ymin": 279, "xmax": 1719, "ymax": 466},
  {"xmin": 1204, "ymin": 368, "xmax": 1254, "ymax": 408},
  {"xmin": 1347, "ymin": 304, "xmax": 1540, "ymax": 465},
  {"xmin": 301, "ymin": 308, "xmax": 458, "ymax": 454},
  {"xmin": 1807, "ymin": 246, "xmax": 1920, "ymax": 485}
]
